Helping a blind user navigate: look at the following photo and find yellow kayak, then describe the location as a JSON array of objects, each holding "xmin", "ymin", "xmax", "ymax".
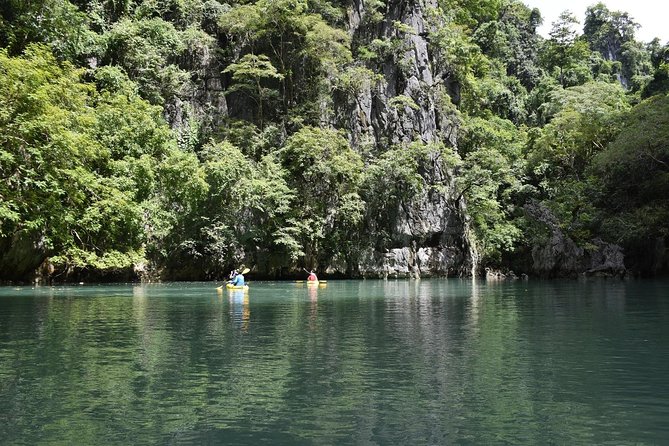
[{"xmin": 217, "ymin": 284, "xmax": 249, "ymax": 291}]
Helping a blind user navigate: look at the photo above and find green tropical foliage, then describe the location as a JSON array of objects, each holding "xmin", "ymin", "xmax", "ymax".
[
  {"xmin": 1, "ymin": 0, "xmax": 668, "ymax": 280},
  {"xmin": 592, "ymin": 95, "xmax": 669, "ymax": 272},
  {"xmin": 0, "ymin": 46, "xmax": 178, "ymax": 277}
]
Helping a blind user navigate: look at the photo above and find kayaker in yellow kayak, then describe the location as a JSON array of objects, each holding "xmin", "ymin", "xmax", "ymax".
[
  {"xmin": 304, "ymin": 268, "xmax": 318, "ymax": 283},
  {"xmin": 217, "ymin": 267, "xmax": 250, "ymax": 291}
]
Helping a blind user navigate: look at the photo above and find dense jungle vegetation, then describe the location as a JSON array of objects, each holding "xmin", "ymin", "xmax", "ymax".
[{"xmin": 0, "ymin": 0, "xmax": 668, "ymax": 281}]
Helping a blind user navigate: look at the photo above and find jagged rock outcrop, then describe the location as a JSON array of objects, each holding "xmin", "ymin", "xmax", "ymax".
[
  {"xmin": 525, "ymin": 200, "xmax": 626, "ymax": 278},
  {"xmin": 586, "ymin": 238, "xmax": 626, "ymax": 277}
]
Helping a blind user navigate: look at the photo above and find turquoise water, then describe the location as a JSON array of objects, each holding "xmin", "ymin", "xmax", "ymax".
[{"xmin": 0, "ymin": 279, "xmax": 668, "ymax": 444}]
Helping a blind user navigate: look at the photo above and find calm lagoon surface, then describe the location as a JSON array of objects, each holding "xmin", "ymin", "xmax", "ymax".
[{"xmin": 1, "ymin": 279, "xmax": 668, "ymax": 444}]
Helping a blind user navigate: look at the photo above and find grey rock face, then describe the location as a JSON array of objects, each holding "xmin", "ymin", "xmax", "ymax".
[
  {"xmin": 338, "ymin": 0, "xmax": 472, "ymax": 277},
  {"xmin": 165, "ymin": 41, "xmax": 228, "ymax": 146},
  {"xmin": 525, "ymin": 200, "xmax": 626, "ymax": 278},
  {"xmin": 354, "ymin": 244, "xmax": 466, "ymax": 279},
  {"xmin": 345, "ymin": 0, "xmax": 456, "ymax": 148},
  {"xmin": 585, "ymin": 238, "xmax": 626, "ymax": 277}
]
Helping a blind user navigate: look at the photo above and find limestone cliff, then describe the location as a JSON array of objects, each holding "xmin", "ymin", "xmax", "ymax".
[{"xmin": 334, "ymin": 0, "xmax": 475, "ymax": 277}]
